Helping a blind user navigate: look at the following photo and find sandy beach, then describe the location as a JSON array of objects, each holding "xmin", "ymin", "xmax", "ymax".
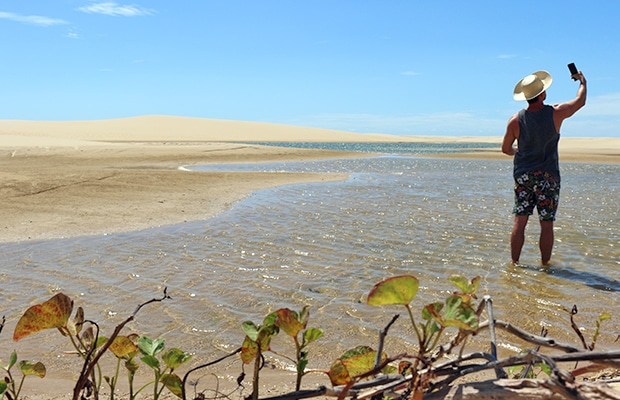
[
  {"xmin": 1, "ymin": 116, "xmax": 620, "ymax": 399},
  {"xmin": 1, "ymin": 115, "xmax": 619, "ymax": 244},
  {"xmin": 0, "ymin": 116, "xmax": 620, "ymax": 242}
]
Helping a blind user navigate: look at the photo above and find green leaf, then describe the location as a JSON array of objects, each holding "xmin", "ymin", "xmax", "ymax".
[
  {"xmin": 260, "ymin": 324, "xmax": 279, "ymax": 340},
  {"xmin": 8, "ymin": 350, "xmax": 18, "ymax": 370},
  {"xmin": 18, "ymin": 360, "xmax": 46, "ymax": 378},
  {"xmin": 95, "ymin": 336, "xmax": 108, "ymax": 349},
  {"xmin": 599, "ymin": 313, "xmax": 611, "ymax": 322},
  {"xmin": 303, "ymin": 327, "xmax": 324, "ymax": 344},
  {"xmin": 242, "ymin": 321, "xmax": 259, "ymax": 342},
  {"xmin": 367, "ymin": 275, "xmax": 419, "ymax": 306},
  {"xmin": 538, "ymin": 363, "xmax": 552, "ymax": 377},
  {"xmin": 449, "ymin": 276, "xmax": 480, "ymax": 296},
  {"xmin": 263, "ymin": 312, "xmax": 278, "ymax": 327},
  {"xmin": 141, "ymin": 355, "xmax": 160, "ymax": 370},
  {"xmin": 13, "ymin": 293, "xmax": 74, "ymax": 341},
  {"xmin": 161, "ymin": 373, "xmax": 183, "ymax": 398},
  {"xmin": 162, "ymin": 348, "xmax": 192, "ymax": 369},
  {"xmin": 298, "ymin": 358, "xmax": 309, "ymax": 374},
  {"xmin": 422, "ymin": 302, "xmax": 443, "ymax": 320},
  {"xmin": 422, "ymin": 319, "xmax": 441, "ymax": 339},
  {"xmin": 0, "ymin": 381, "xmax": 7, "ymax": 396},
  {"xmin": 441, "ymin": 295, "xmax": 478, "ymax": 331},
  {"xmin": 138, "ymin": 336, "xmax": 165, "ymax": 357}
]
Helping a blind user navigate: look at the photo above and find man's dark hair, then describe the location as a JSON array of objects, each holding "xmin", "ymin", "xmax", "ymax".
[{"xmin": 527, "ymin": 94, "xmax": 541, "ymax": 104}]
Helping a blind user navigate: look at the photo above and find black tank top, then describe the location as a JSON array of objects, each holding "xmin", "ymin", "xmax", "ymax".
[{"xmin": 513, "ymin": 105, "xmax": 560, "ymax": 179}]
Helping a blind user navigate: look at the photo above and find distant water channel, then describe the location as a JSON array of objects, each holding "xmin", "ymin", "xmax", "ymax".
[{"xmin": 1, "ymin": 142, "xmax": 618, "ymax": 377}]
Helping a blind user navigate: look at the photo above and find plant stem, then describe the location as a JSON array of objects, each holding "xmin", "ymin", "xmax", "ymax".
[{"xmin": 252, "ymin": 347, "xmax": 262, "ymax": 400}]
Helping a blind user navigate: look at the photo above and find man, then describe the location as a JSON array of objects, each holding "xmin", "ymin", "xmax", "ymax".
[{"xmin": 502, "ymin": 68, "xmax": 587, "ymax": 266}]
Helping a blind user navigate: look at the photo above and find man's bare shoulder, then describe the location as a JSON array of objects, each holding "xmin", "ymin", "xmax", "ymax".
[{"xmin": 507, "ymin": 112, "xmax": 519, "ymax": 125}]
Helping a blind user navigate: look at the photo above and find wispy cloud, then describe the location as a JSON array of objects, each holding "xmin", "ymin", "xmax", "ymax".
[
  {"xmin": 401, "ymin": 71, "xmax": 421, "ymax": 76},
  {"xmin": 497, "ymin": 54, "xmax": 517, "ymax": 59},
  {"xmin": 0, "ymin": 11, "xmax": 68, "ymax": 26},
  {"xmin": 77, "ymin": 2, "xmax": 154, "ymax": 17}
]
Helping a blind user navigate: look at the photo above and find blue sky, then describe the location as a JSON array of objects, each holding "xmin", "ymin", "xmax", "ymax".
[{"xmin": 1, "ymin": 1, "xmax": 619, "ymax": 137}]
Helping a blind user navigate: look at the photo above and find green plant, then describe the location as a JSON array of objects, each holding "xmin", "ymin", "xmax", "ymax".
[
  {"xmin": 137, "ymin": 336, "xmax": 192, "ymax": 399},
  {"xmin": 240, "ymin": 313, "xmax": 280, "ymax": 400},
  {"xmin": 0, "ymin": 350, "xmax": 46, "ymax": 400},
  {"xmin": 238, "ymin": 306, "xmax": 323, "ymax": 399},
  {"xmin": 326, "ymin": 275, "xmax": 481, "ymax": 397},
  {"xmin": 103, "ymin": 333, "xmax": 140, "ymax": 400},
  {"xmin": 11, "ymin": 291, "xmax": 175, "ymax": 400},
  {"xmin": 365, "ymin": 275, "xmax": 479, "ymax": 360},
  {"xmin": 272, "ymin": 307, "xmax": 324, "ymax": 391},
  {"xmin": 507, "ymin": 356, "xmax": 552, "ymax": 379},
  {"xmin": 328, "ymin": 345, "xmax": 394, "ymax": 386},
  {"xmin": 569, "ymin": 305, "xmax": 611, "ymax": 351}
]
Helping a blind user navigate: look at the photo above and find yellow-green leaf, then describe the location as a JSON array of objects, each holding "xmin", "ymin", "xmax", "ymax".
[
  {"xmin": 328, "ymin": 346, "xmax": 379, "ymax": 385},
  {"xmin": 13, "ymin": 293, "xmax": 74, "ymax": 341},
  {"xmin": 161, "ymin": 373, "xmax": 183, "ymax": 398},
  {"xmin": 328, "ymin": 359, "xmax": 350, "ymax": 386},
  {"xmin": 275, "ymin": 308, "xmax": 304, "ymax": 337},
  {"xmin": 449, "ymin": 276, "xmax": 480, "ymax": 296},
  {"xmin": 240, "ymin": 336, "xmax": 258, "ymax": 364},
  {"xmin": 162, "ymin": 348, "xmax": 192, "ymax": 369},
  {"xmin": 110, "ymin": 335, "xmax": 139, "ymax": 358},
  {"xmin": 367, "ymin": 275, "xmax": 419, "ymax": 306},
  {"xmin": 18, "ymin": 361, "xmax": 46, "ymax": 378}
]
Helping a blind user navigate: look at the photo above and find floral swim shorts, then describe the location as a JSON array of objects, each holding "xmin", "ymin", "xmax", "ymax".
[{"xmin": 513, "ymin": 170, "xmax": 561, "ymax": 221}]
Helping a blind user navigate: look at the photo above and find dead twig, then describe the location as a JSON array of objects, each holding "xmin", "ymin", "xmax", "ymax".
[{"xmin": 72, "ymin": 288, "xmax": 172, "ymax": 400}]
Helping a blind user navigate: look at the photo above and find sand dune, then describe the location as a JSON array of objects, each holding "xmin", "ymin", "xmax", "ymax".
[{"xmin": 1, "ymin": 115, "xmax": 618, "ymax": 160}]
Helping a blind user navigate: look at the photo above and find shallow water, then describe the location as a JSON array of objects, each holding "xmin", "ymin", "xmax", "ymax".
[{"xmin": 1, "ymin": 155, "xmax": 618, "ymax": 373}]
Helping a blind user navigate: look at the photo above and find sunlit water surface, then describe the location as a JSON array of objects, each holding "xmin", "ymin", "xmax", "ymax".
[{"xmin": 1, "ymin": 153, "xmax": 618, "ymax": 375}]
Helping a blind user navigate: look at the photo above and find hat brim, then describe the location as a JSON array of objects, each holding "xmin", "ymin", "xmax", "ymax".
[{"xmin": 513, "ymin": 70, "xmax": 553, "ymax": 101}]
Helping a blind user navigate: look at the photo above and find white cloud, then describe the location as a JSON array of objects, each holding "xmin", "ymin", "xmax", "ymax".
[
  {"xmin": 77, "ymin": 2, "xmax": 154, "ymax": 17},
  {"xmin": 0, "ymin": 11, "xmax": 68, "ymax": 26}
]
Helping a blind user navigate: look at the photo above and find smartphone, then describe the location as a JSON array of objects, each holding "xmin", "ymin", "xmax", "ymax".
[{"xmin": 568, "ymin": 63, "xmax": 578, "ymax": 79}]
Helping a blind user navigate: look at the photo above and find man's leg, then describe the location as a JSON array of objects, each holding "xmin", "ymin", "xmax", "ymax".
[
  {"xmin": 510, "ymin": 215, "xmax": 529, "ymax": 264},
  {"xmin": 539, "ymin": 220, "xmax": 554, "ymax": 266}
]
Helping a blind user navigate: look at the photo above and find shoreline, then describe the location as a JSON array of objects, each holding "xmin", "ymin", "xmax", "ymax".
[
  {"xmin": 0, "ymin": 142, "xmax": 361, "ymax": 244},
  {"xmin": 1, "ymin": 116, "xmax": 618, "ymax": 244}
]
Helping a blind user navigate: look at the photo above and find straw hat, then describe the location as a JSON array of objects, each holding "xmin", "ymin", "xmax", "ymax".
[{"xmin": 513, "ymin": 70, "xmax": 553, "ymax": 101}]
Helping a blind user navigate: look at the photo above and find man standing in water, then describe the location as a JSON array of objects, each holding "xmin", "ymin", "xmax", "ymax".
[{"xmin": 502, "ymin": 68, "xmax": 587, "ymax": 266}]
